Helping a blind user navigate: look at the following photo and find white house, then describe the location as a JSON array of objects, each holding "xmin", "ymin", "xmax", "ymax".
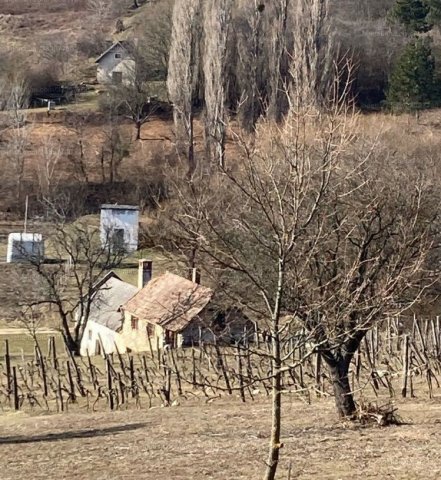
[
  {"xmin": 79, "ymin": 272, "xmax": 138, "ymax": 356},
  {"xmin": 95, "ymin": 41, "xmax": 136, "ymax": 85},
  {"xmin": 100, "ymin": 204, "xmax": 139, "ymax": 253}
]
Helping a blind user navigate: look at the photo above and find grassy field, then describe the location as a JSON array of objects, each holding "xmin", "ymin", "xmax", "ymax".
[
  {"xmin": 0, "ymin": 395, "xmax": 440, "ymax": 479},
  {"xmin": 0, "ymin": 331, "xmax": 64, "ymax": 359}
]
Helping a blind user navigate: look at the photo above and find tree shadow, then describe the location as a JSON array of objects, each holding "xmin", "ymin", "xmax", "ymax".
[{"xmin": 0, "ymin": 422, "xmax": 147, "ymax": 445}]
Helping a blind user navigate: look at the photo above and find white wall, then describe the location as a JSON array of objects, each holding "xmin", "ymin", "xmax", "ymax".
[
  {"xmin": 6, "ymin": 233, "xmax": 44, "ymax": 263},
  {"xmin": 100, "ymin": 207, "xmax": 139, "ymax": 253},
  {"xmin": 80, "ymin": 321, "xmax": 127, "ymax": 356},
  {"xmin": 96, "ymin": 45, "xmax": 136, "ymax": 85}
]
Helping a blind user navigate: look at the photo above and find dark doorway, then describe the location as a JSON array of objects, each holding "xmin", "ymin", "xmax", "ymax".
[
  {"xmin": 112, "ymin": 228, "xmax": 125, "ymax": 252},
  {"xmin": 112, "ymin": 71, "xmax": 123, "ymax": 84}
]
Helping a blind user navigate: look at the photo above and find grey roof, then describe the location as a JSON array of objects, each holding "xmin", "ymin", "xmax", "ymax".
[
  {"xmin": 95, "ymin": 41, "xmax": 132, "ymax": 63},
  {"xmin": 88, "ymin": 276, "xmax": 138, "ymax": 331},
  {"xmin": 101, "ymin": 204, "xmax": 139, "ymax": 211}
]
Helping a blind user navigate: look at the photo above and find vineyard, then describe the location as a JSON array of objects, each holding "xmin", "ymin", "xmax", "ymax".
[{"xmin": 1, "ymin": 316, "xmax": 440, "ymax": 415}]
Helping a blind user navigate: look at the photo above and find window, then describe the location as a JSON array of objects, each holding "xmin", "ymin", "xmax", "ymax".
[
  {"xmin": 146, "ymin": 323, "xmax": 154, "ymax": 337},
  {"xmin": 115, "ymin": 53, "xmax": 122, "ymax": 59},
  {"xmin": 131, "ymin": 316, "xmax": 139, "ymax": 330},
  {"xmin": 88, "ymin": 329, "xmax": 92, "ymax": 340}
]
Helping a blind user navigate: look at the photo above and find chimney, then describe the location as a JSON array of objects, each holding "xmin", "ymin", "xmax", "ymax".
[
  {"xmin": 191, "ymin": 267, "xmax": 201, "ymax": 285},
  {"xmin": 138, "ymin": 259, "xmax": 152, "ymax": 289}
]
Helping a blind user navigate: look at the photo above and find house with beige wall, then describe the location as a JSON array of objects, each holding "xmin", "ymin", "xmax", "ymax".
[
  {"xmin": 121, "ymin": 269, "xmax": 253, "ymax": 352},
  {"xmin": 79, "ymin": 260, "xmax": 253, "ymax": 356}
]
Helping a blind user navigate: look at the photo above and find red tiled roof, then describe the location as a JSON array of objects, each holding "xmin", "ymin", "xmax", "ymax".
[{"xmin": 122, "ymin": 272, "xmax": 213, "ymax": 332}]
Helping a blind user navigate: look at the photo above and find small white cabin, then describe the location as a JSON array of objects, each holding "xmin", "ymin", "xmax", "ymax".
[
  {"xmin": 100, "ymin": 204, "xmax": 139, "ymax": 253},
  {"xmin": 6, "ymin": 233, "xmax": 44, "ymax": 263},
  {"xmin": 95, "ymin": 41, "xmax": 136, "ymax": 85}
]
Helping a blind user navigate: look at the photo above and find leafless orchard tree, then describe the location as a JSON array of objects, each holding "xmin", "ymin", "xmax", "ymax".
[
  {"xmin": 157, "ymin": 72, "xmax": 441, "ymax": 478},
  {"xmin": 167, "ymin": 0, "xmax": 202, "ymax": 174},
  {"xmin": 203, "ymin": 0, "xmax": 232, "ymax": 168}
]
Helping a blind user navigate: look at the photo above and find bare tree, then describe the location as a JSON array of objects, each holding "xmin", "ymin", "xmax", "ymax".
[
  {"xmin": 23, "ymin": 220, "xmax": 125, "ymax": 355},
  {"xmin": 134, "ymin": 0, "xmax": 173, "ymax": 80},
  {"xmin": 87, "ymin": 0, "xmax": 121, "ymax": 25},
  {"xmin": 203, "ymin": 0, "xmax": 232, "ymax": 168},
  {"xmin": 37, "ymin": 133, "xmax": 62, "ymax": 203},
  {"xmin": 160, "ymin": 83, "xmax": 440, "ymax": 479},
  {"xmin": 267, "ymin": 0, "xmax": 290, "ymax": 120},
  {"xmin": 167, "ymin": 0, "xmax": 202, "ymax": 174},
  {"xmin": 291, "ymin": 0, "xmax": 334, "ymax": 108},
  {"xmin": 65, "ymin": 113, "xmax": 91, "ymax": 184},
  {"xmin": 99, "ymin": 122, "xmax": 131, "ymax": 183},
  {"xmin": 109, "ymin": 83, "xmax": 159, "ymax": 141},
  {"xmin": 2, "ymin": 78, "xmax": 31, "ymax": 202},
  {"xmin": 38, "ymin": 35, "xmax": 72, "ymax": 76}
]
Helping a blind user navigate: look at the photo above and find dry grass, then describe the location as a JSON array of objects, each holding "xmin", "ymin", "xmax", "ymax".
[{"xmin": 1, "ymin": 395, "xmax": 441, "ymax": 479}]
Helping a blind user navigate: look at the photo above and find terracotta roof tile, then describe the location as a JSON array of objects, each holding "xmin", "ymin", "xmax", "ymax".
[{"xmin": 123, "ymin": 272, "xmax": 213, "ymax": 332}]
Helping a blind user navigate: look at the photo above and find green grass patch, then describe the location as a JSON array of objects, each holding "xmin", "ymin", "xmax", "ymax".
[{"xmin": 0, "ymin": 332, "xmax": 65, "ymax": 359}]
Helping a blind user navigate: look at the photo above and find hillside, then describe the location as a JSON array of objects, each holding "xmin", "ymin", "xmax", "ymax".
[{"xmin": 0, "ymin": 0, "xmax": 409, "ymax": 95}]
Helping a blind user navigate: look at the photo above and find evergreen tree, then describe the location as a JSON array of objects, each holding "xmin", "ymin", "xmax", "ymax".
[
  {"xmin": 426, "ymin": 0, "xmax": 441, "ymax": 23},
  {"xmin": 391, "ymin": 0, "xmax": 432, "ymax": 32},
  {"xmin": 387, "ymin": 37, "xmax": 436, "ymax": 111}
]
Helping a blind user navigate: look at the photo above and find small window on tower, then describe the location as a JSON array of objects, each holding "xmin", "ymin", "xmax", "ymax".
[
  {"xmin": 115, "ymin": 53, "xmax": 122, "ymax": 59},
  {"xmin": 131, "ymin": 316, "xmax": 139, "ymax": 330},
  {"xmin": 88, "ymin": 330, "xmax": 92, "ymax": 340}
]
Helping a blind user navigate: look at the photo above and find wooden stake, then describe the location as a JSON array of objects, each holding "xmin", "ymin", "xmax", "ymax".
[
  {"xmin": 401, "ymin": 334, "xmax": 409, "ymax": 398},
  {"xmin": 12, "ymin": 366, "xmax": 19, "ymax": 410}
]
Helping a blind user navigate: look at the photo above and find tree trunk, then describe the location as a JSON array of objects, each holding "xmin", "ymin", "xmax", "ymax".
[
  {"xmin": 264, "ymin": 325, "xmax": 282, "ymax": 480},
  {"xmin": 264, "ymin": 368, "xmax": 282, "ymax": 480},
  {"xmin": 62, "ymin": 330, "xmax": 81, "ymax": 356},
  {"xmin": 136, "ymin": 121, "xmax": 142, "ymax": 140},
  {"xmin": 187, "ymin": 110, "xmax": 195, "ymax": 176},
  {"xmin": 328, "ymin": 360, "xmax": 356, "ymax": 418}
]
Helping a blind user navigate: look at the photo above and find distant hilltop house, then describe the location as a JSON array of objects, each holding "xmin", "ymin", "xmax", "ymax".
[
  {"xmin": 79, "ymin": 260, "xmax": 253, "ymax": 356},
  {"xmin": 95, "ymin": 41, "xmax": 135, "ymax": 85}
]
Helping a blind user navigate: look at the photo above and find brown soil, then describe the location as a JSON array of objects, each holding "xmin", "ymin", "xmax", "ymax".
[{"xmin": 1, "ymin": 395, "xmax": 440, "ymax": 479}]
